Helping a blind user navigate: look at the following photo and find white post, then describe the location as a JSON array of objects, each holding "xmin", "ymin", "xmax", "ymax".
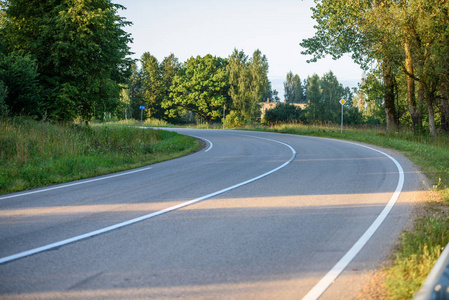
[{"xmin": 339, "ymin": 99, "xmax": 345, "ymax": 133}]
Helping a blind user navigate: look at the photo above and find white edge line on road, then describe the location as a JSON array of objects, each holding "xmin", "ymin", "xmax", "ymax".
[
  {"xmin": 302, "ymin": 141, "xmax": 405, "ymax": 300},
  {"xmin": 0, "ymin": 166, "xmax": 154, "ymax": 201},
  {"xmin": 0, "ymin": 135, "xmax": 296, "ymax": 265},
  {"xmin": 190, "ymin": 135, "xmax": 213, "ymax": 152}
]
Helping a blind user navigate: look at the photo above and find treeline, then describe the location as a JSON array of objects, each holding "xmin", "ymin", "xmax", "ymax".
[
  {"xmin": 265, "ymin": 71, "xmax": 366, "ymax": 125},
  {"xmin": 301, "ymin": 0, "xmax": 449, "ymax": 135},
  {"xmin": 124, "ymin": 49, "xmax": 276, "ymax": 125},
  {"xmin": 0, "ymin": 0, "xmax": 363, "ymax": 127},
  {"xmin": 4, "ymin": 0, "xmax": 442, "ymax": 132}
]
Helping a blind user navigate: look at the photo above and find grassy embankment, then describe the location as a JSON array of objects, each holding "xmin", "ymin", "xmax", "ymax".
[
  {"xmin": 0, "ymin": 117, "xmax": 201, "ymax": 195},
  {"xmin": 246, "ymin": 123, "xmax": 449, "ymax": 299}
]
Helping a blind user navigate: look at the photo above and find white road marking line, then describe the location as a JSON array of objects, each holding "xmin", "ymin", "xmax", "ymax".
[
  {"xmin": 190, "ymin": 135, "xmax": 213, "ymax": 152},
  {"xmin": 0, "ymin": 135, "xmax": 296, "ymax": 265},
  {"xmin": 302, "ymin": 141, "xmax": 405, "ymax": 300},
  {"xmin": 0, "ymin": 166, "xmax": 154, "ymax": 201}
]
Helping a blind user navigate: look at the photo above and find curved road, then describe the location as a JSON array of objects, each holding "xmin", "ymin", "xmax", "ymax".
[{"xmin": 0, "ymin": 129, "xmax": 426, "ymax": 299}]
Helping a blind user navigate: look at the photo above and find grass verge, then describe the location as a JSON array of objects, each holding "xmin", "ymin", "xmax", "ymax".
[
  {"xmin": 245, "ymin": 123, "xmax": 449, "ymax": 299},
  {"xmin": 0, "ymin": 117, "xmax": 201, "ymax": 194}
]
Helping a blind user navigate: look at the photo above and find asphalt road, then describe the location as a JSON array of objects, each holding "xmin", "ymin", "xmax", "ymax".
[{"xmin": 0, "ymin": 129, "xmax": 427, "ymax": 299}]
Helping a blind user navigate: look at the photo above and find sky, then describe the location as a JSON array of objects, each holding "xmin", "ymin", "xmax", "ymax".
[{"xmin": 116, "ymin": 0, "xmax": 364, "ymax": 100}]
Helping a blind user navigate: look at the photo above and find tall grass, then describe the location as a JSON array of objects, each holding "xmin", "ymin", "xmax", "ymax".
[
  {"xmin": 385, "ymin": 210, "xmax": 449, "ymax": 299},
  {"xmin": 107, "ymin": 118, "xmax": 172, "ymax": 127},
  {"xmin": 0, "ymin": 117, "xmax": 200, "ymax": 194}
]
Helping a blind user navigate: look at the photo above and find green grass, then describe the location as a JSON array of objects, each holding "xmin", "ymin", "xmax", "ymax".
[
  {"xmin": 0, "ymin": 117, "xmax": 201, "ymax": 194},
  {"xmin": 245, "ymin": 123, "xmax": 449, "ymax": 299},
  {"xmin": 385, "ymin": 208, "xmax": 449, "ymax": 299}
]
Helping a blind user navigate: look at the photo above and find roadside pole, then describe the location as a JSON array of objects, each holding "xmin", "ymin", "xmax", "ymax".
[
  {"xmin": 339, "ymin": 99, "xmax": 346, "ymax": 133},
  {"xmin": 223, "ymin": 104, "xmax": 226, "ymax": 130},
  {"xmin": 140, "ymin": 106, "xmax": 145, "ymax": 124}
]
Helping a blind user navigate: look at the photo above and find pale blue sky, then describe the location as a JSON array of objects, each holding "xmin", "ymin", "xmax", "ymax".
[{"xmin": 116, "ymin": 0, "xmax": 363, "ymax": 99}]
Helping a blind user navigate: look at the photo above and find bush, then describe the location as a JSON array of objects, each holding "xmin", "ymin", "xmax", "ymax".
[
  {"xmin": 263, "ymin": 103, "xmax": 305, "ymax": 125},
  {"xmin": 224, "ymin": 110, "xmax": 245, "ymax": 128}
]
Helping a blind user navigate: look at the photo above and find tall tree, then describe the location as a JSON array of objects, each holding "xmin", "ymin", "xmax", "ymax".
[
  {"xmin": 128, "ymin": 63, "xmax": 144, "ymax": 119},
  {"xmin": 141, "ymin": 52, "xmax": 164, "ymax": 120},
  {"xmin": 319, "ymin": 71, "xmax": 344, "ymax": 123},
  {"xmin": 227, "ymin": 49, "xmax": 252, "ymax": 121},
  {"xmin": 227, "ymin": 49, "xmax": 270, "ymax": 122},
  {"xmin": 160, "ymin": 53, "xmax": 181, "ymax": 122},
  {"xmin": 300, "ymin": 0, "xmax": 400, "ymax": 131},
  {"xmin": 284, "ymin": 71, "xmax": 305, "ymax": 103},
  {"xmin": 1, "ymin": 0, "xmax": 133, "ymax": 122},
  {"xmin": 164, "ymin": 54, "xmax": 229, "ymax": 124},
  {"xmin": 305, "ymin": 74, "xmax": 322, "ymax": 123},
  {"xmin": 248, "ymin": 49, "xmax": 269, "ymax": 122}
]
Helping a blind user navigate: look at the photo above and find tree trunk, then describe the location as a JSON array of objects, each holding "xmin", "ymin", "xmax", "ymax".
[
  {"xmin": 427, "ymin": 101, "xmax": 437, "ymax": 137},
  {"xmin": 404, "ymin": 42, "xmax": 422, "ymax": 133},
  {"xmin": 383, "ymin": 63, "xmax": 398, "ymax": 131},
  {"xmin": 423, "ymin": 83, "xmax": 437, "ymax": 137},
  {"xmin": 440, "ymin": 80, "xmax": 449, "ymax": 133}
]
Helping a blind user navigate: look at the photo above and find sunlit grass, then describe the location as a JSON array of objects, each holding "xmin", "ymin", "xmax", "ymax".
[{"xmin": 0, "ymin": 117, "xmax": 200, "ymax": 194}]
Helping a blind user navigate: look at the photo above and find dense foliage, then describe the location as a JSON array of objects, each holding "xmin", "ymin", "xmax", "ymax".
[
  {"xmin": 165, "ymin": 54, "xmax": 230, "ymax": 124},
  {"xmin": 0, "ymin": 0, "xmax": 133, "ymax": 122},
  {"xmin": 284, "ymin": 71, "xmax": 306, "ymax": 103},
  {"xmin": 126, "ymin": 49, "xmax": 273, "ymax": 125},
  {"xmin": 264, "ymin": 103, "xmax": 305, "ymax": 124},
  {"xmin": 301, "ymin": 0, "xmax": 449, "ymax": 135}
]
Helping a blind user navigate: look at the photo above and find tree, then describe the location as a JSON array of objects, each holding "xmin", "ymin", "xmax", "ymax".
[
  {"xmin": 301, "ymin": 0, "xmax": 449, "ymax": 135},
  {"xmin": 164, "ymin": 54, "xmax": 229, "ymax": 124},
  {"xmin": 1, "ymin": 0, "xmax": 133, "ymax": 122},
  {"xmin": 273, "ymin": 89, "xmax": 280, "ymax": 102},
  {"xmin": 319, "ymin": 71, "xmax": 344, "ymax": 123},
  {"xmin": 141, "ymin": 52, "xmax": 164, "ymax": 120},
  {"xmin": 261, "ymin": 81, "xmax": 274, "ymax": 103},
  {"xmin": 304, "ymin": 71, "xmax": 360, "ymax": 124},
  {"xmin": 248, "ymin": 49, "xmax": 269, "ymax": 122},
  {"xmin": 300, "ymin": 0, "xmax": 399, "ymax": 131},
  {"xmin": 227, "ymin": 49, "xmax": 270, "ymax": 123},
  {"xmin": 284, "ymin": 71, "xmax": 305, "ymax": 103},
  {"xmin": 0, "ymin": 53, "xmax": 42, "ymax": 117},
  {"xmin": 160, "ymin": 54, "xmax": 182, "ymax": 122},
  {"xmin": 128, "ymin": 63, "xmax": 144, "ymax": 120},
  {"xmin": 227, "ymin": 49, "xmax": 252, "ymax": 121},
  {"xmin": 0, "ymin": 80, "xmax": 8, "ymax": 116},
  {"xmin": 305, "ymin": 74, "xmax": 322, "ymax": 123}
]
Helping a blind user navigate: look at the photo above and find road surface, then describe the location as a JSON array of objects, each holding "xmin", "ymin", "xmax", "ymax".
[{"xmin": 0, "ymin": 129, "xmax": 426, "ymax": 299}]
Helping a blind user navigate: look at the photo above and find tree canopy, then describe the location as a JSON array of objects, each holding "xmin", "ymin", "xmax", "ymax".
[
  {"xmin": 300, "ymin": 0, "xmax": 449, "ymax": 135},
  {"xmin": 1, "ymin": 0, "xmax": 133, "ymax": 122},
  {"xmin": 164, "ymin": 54, "xmax": 230, "ymax": 124}
]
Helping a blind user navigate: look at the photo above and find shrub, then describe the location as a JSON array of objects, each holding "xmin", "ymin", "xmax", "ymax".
[{"xmin": 263, "ymin": 103, "xmax": 305, "ymax": 125}]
